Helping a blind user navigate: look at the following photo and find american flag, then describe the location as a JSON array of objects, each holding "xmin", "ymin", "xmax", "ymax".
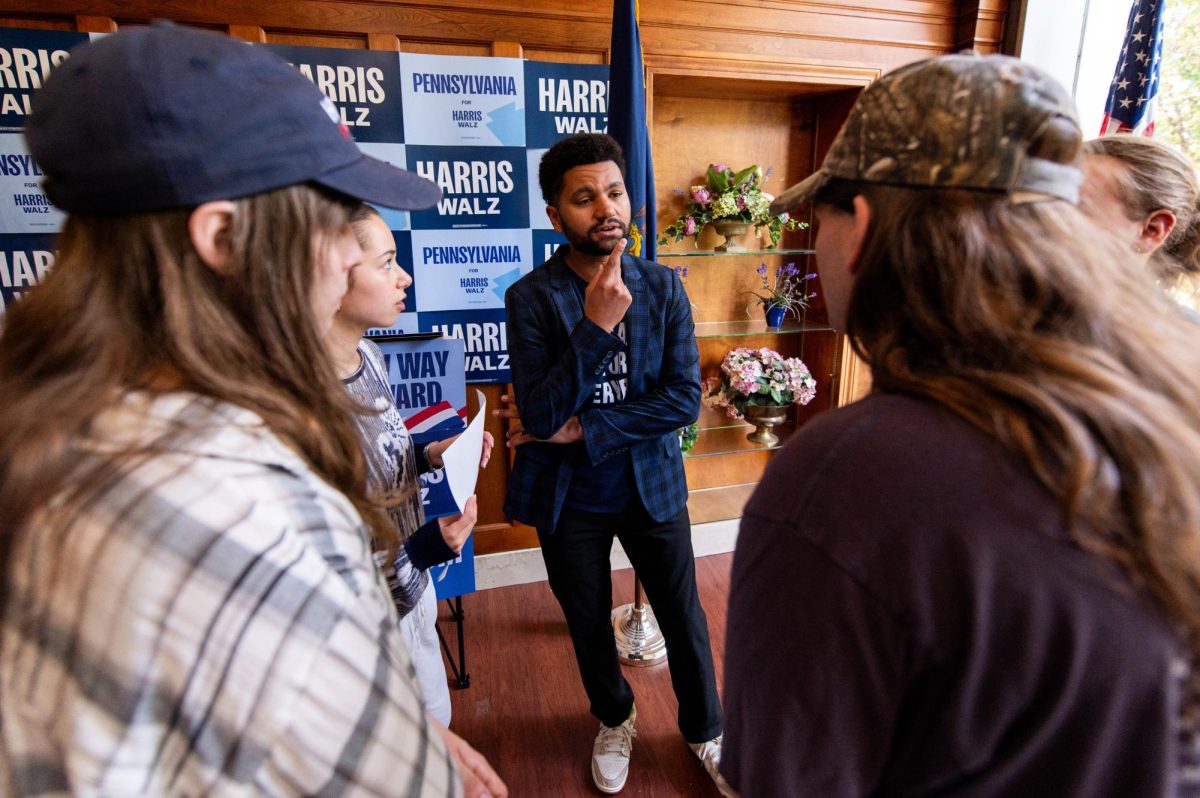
[{"xmin": 1100, "ymin": 0, "xmax": 1166, "ymax": 136}]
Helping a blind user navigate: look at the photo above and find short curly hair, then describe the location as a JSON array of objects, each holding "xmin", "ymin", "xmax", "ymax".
[{"xmin": 538, "ymin": 133, "xmax": 627, "ymax": 207}]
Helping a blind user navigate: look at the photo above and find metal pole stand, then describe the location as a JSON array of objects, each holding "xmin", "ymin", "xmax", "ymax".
[
  {"xmin": 611, "ymin": 577, "xmax": 667, "ymax": 667},
  {"xmin": 435, "ymin": 596, "xmax": 470, "ymax": 688}
]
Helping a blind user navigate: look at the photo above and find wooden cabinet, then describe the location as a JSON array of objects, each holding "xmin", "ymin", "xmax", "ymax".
[{"xmin": 651, "ymin": 73, "xmax": 868, "ymax": 523}]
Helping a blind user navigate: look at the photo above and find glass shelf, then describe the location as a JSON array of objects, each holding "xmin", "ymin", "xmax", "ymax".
[
  {"xmin": 694, "ymin": 318, "xmax": 833, "ymax": 339},
  {"xmin": 686, "ymin": 482, "xmax": 758, "ymax": 525},
  {"xmin": 659, "ymin": 248, "xmax": 815, "ymax": 258},
  {"xmin": 685, "ymin": 422, "xmax": 796, "ymax": 458}
]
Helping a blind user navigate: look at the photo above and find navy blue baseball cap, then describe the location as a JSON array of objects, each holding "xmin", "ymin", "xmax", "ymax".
[{"xmin": 25, "ymin": 22, "xmax": 441, "ymax": 214}]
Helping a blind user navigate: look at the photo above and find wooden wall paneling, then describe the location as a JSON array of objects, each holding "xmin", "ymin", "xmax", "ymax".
[
  {"xmin": 524, "ymin": 48, "xmax": 606, "ymax": 64},
  {"xmin": 367, "ymin": 32, "xmax": 400, "ymax": 51},
  {"xmin": 491, "ymin": 40, "xmax": 522, "ymax": 58},
  {"xmin": 954, "ymin": 0, "xmax": 1009, "ymax": 54},
  {"xmin": 0, "ymin": 16, "xmax": 72, "ymax": 29},
  {"xmin": 228, "ymin": 24, "xmax": 267, "ymax": 43},
  {"xmin": 11, "ymin": 0, "xmax": 1009, "ymax": 72},
  {"xmin": 74, "ymin": 14, "xmax": 114, "ymax": 32},
  {"xmin": 398, "ymin": 40, "xmax": 489, "ymax": 56},
  {"xmin": 264, "ymin": 30, "xmax": 366, "ymax": 48}
]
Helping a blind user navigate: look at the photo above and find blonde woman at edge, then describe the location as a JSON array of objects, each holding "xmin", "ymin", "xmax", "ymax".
[
  {"xmin": 326, "ymin": 204, "xmax": 493, "ymax": 726},
  {"xmin": 1081, "ymin": 134, "xmax": 1200, "ymax": 310}
]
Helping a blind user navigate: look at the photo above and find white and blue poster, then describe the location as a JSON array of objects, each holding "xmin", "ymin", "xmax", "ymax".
[
  {"xmin": 419, "ymin": 308, "xmax": 512, "ymax": 384},
  {"xmin": 400, "ymin": 53, "xmax": 524, "ymax": 147},
  {"xmin": 533, "ymin": 229, "xmax": 568, "ymax": 265},
  {"xmin": 375, "ymin": 335, "xmax": 475, "ymax": 598},
  {"xmin": 411, "ymin": 227, "xmax": 529, "ymax": 312},
  {"xmin": 0, "ymin": 232, "xmax": 53, "ymax": 321},
  {"xmin": 407, "ymin": 144, "xmax": 529, "ymax": 232},
  {"xmin": 0, "ymin": 135, "xmax": 60, "ymax": 233},
  {"xmin": 0, "ymin": 25, "xmax": 610, "ymax": 386},
  {"xmin": 264, "ymin": 43, "xmax": 405, "ymax": 143},
  {"xmin": 523, "ymin": 61, "xmax": 608, "ymax": 146},
  {"xmin": 0, "ymin": 29, "xmax": 86, "ymax": 255},
  {"xmin": 0, "ymin": 29, "xmax": 83, "ymax": 133}
]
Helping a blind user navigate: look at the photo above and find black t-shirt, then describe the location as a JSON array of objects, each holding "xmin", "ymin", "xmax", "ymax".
[
  {"xmin": 562, "ymin": 270, "xmax": 634, "ymax": 513},
  {"xmin": 722, "ymin": 392, "xmax": 1198, "ymax": 797}
]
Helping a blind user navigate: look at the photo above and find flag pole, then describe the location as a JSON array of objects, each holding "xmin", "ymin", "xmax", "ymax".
[
  {"xmin": 607, "ymin": 0, "xmax": 668, "ymax": 667},
  {"xmin": 612, "ymin": 577, "xmax": 668, "ymax": 666}
]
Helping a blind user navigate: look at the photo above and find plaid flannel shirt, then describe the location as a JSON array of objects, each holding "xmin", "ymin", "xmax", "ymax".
[
  {"xmin": 0, "ymin": 392, "xmax": 460, "ymax": 797},
  {"xmin": 503, "ymin": 246, "xmax": 700, "ymax": 533}
]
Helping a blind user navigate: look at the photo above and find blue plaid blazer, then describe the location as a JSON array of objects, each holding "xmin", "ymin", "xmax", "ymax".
[{"xmin": 503, "ymin": 245, "xmax": 700, "ymax": 534}]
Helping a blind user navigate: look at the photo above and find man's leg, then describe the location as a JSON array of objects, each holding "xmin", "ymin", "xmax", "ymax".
[
  {"xmin": 537, "ymin": 509, "xmax": 634, "ymax": 726},
  {"xmin": 616, "ymin": 502, "xmax": 721, "ymax": 744}
]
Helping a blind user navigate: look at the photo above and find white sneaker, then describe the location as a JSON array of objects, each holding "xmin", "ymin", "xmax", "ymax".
[
  {"xmin": 689, "ymin": 735, "xmax": 738, "ymax": 797},
  {"xmin": 591, "ymin": 705, "xmax": 637, "ymax": 794}
]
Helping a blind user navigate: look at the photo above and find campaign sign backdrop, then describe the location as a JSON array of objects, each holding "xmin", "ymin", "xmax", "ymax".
[
  {"xmin": 406, "ymin": 144, "xmax": 529, "ymax": 232},
  {"xmin": 433, "ymin": 533, "xmax": 475, "ymax": 601},
  {"xmin": 419, "ymin": 308, "xmax": 510, "ymax": 384},
  {"xmin": 0, "ymin": 25, "xmax": 610, "ymax": 385},
  {"xmin": 358, "ymin": 142, "xmax": 412, "ymax": 231},
  {"xmin": 367, "ymin": 312, "xmax": 421, "ymax": 338},
  {"xmin": 533, "ymin": 229, "xmax": 567, "ymax": 266},
  {"xmin": 523, "ymin": 61, "xmax": 609, "ymax": 147},
  {"xmin": 411, "ymin": 227, "xmax": 530, "ymax": 312},
  {"xmin": 263, "ymin": 43, "xmax": 405, "ymax": 143},
  {"xmin": 401, "ymin": 53, "xmax": 525, "ymax": 148},
  {"xmin": 375, "ymin": 335, "xmax": 475, "ymax": 598},
  {"xmin": 0, "ymin": 232, "xmax": 53, "ymax": 322},
  {"xmin": 0, "ymin": 134, "xmax": 60, "ymax": 233},
  {"xmin": 0, "ymin": 28, "xmax": 86, "ymax": 133}
]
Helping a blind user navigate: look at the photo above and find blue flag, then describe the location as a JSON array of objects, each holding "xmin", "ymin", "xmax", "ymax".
[
  {"xmin": 608, "ymin": 0, "xmax": 656, "ymax": 261},
  {"xmin": 1100, "ymin": 0, "xmax": 1165, "ymax": 136}
]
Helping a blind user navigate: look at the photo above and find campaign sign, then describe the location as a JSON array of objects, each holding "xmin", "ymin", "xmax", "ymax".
[
  {"xmin": 0, "ymin": 28, "xmax": 85, "ymax": 134},
  {"xmin": 0, "ymin": 232, "xmax": 54, "ymax": 322},
  {"xmin": 262, "ymin": 43, "xmax": 404, "ymax": 144},
  {"xmin": 358, "ymin": 142, "xmax": 412, "ymax": 231},
  {"xmin": 406, "ymin": 145, "xmax": 529, "ymax": 231},
  {"xmin": 0, "ymin": 133, "xmax": 62, "ymax": 234},
  {"xmin": 523, "ymin": 61, "xmax": 609, "ymax": 147},
  {"xmin": 420, "ymin": 308, "xmax": 510, "ymax": 384},
  {"xmin": 401, "ymin": 53, "xmax": 524, "ymax": 147},
  {"xmin": 432, "ymin": 532, "xmax": 474, "ymax": 600},
  {"xmin": 373, "ymin": 334, "xmax": 475, "ymax": 598},
  {"xmin": 526, "ymin": 148, "xmax": 552, "ymax": 230},
  {"xmin": 376, "ymin": 335, "xmax": 467, "ymax": 520},
  {"xmin": 381, "ymin": 229, "xmax": 419, "ymax": 311},
  {"xmin": 533, "ymin": 229, "xmax": 568, "ymax": 267},
  {"xmin": 410, "ymin": 228, "xmax": 530, "ymax": 312},
  {"xmin": 366, "ymin": 311, "xmax": 420, "ymax": 339}
]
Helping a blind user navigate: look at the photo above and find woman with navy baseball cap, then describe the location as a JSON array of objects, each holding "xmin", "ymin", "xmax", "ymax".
[{"xmin": 0, "ymin": 23, "xmax": 505, "ymax": 798}]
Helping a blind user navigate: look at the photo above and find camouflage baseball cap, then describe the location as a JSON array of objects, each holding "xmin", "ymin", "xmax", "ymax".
[{"xmin": 770, "ymin": 53, "xmax": 1083, "ymax": 215}]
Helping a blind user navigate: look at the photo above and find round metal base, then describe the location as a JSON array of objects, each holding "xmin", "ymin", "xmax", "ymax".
[{"xmin": 611, "ymin": 602, "xmax": 668, "ymax": 667}]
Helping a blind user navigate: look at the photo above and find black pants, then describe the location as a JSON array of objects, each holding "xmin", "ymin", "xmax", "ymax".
[{"xmin": 538, "ymin": 501, "xmax": 722, "ymax": 744}]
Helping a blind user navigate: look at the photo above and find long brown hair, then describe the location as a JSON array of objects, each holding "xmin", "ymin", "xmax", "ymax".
[
  {"xmin": 0, "ymin": 183, "xmax": 396, "ymax": 604},
  {"xmin": 819, "ymin": 124, "xmax": 1200, "ymax": 665}
]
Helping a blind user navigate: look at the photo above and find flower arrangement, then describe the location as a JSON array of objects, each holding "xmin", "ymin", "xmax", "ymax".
[
  {"xmin": 678, "ymin": 421, "xmax": 700, "ymax": 455},
  {"xmin": 745, "ymin": 261, "xmax": 818, "ymax": 319},
  {"xmin": 659, "ymin": 164, "xmax": 807, "ymax": 248},
  {"xmin": 702, "ymin": 347, "xmax": 817, "ymax": 419}
]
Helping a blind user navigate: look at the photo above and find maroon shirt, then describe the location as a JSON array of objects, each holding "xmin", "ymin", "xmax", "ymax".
[{"xmin": 723, "ymin": 392, "xmax": 1197, "ymax": 797}]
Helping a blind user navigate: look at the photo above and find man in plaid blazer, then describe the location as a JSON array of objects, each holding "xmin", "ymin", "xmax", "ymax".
[{"xmin": 499, "ymin": 133, "xmax": 730, "ymax": 796}]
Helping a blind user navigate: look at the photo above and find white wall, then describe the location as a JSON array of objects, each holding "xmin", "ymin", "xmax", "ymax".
[{"xmin": 1017, "ymin": 0, "xmax": 1133, "ymax": 137}]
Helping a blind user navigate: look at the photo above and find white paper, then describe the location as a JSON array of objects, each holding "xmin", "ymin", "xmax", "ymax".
[{"xmin": 440, "ymin": 389, "xmax": 487, "ymax": 511}]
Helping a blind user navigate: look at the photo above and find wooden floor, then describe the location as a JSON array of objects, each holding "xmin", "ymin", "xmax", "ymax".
[{"xmin": 440, "ymin": 553, "xmax": 734, "ymax": 797}]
